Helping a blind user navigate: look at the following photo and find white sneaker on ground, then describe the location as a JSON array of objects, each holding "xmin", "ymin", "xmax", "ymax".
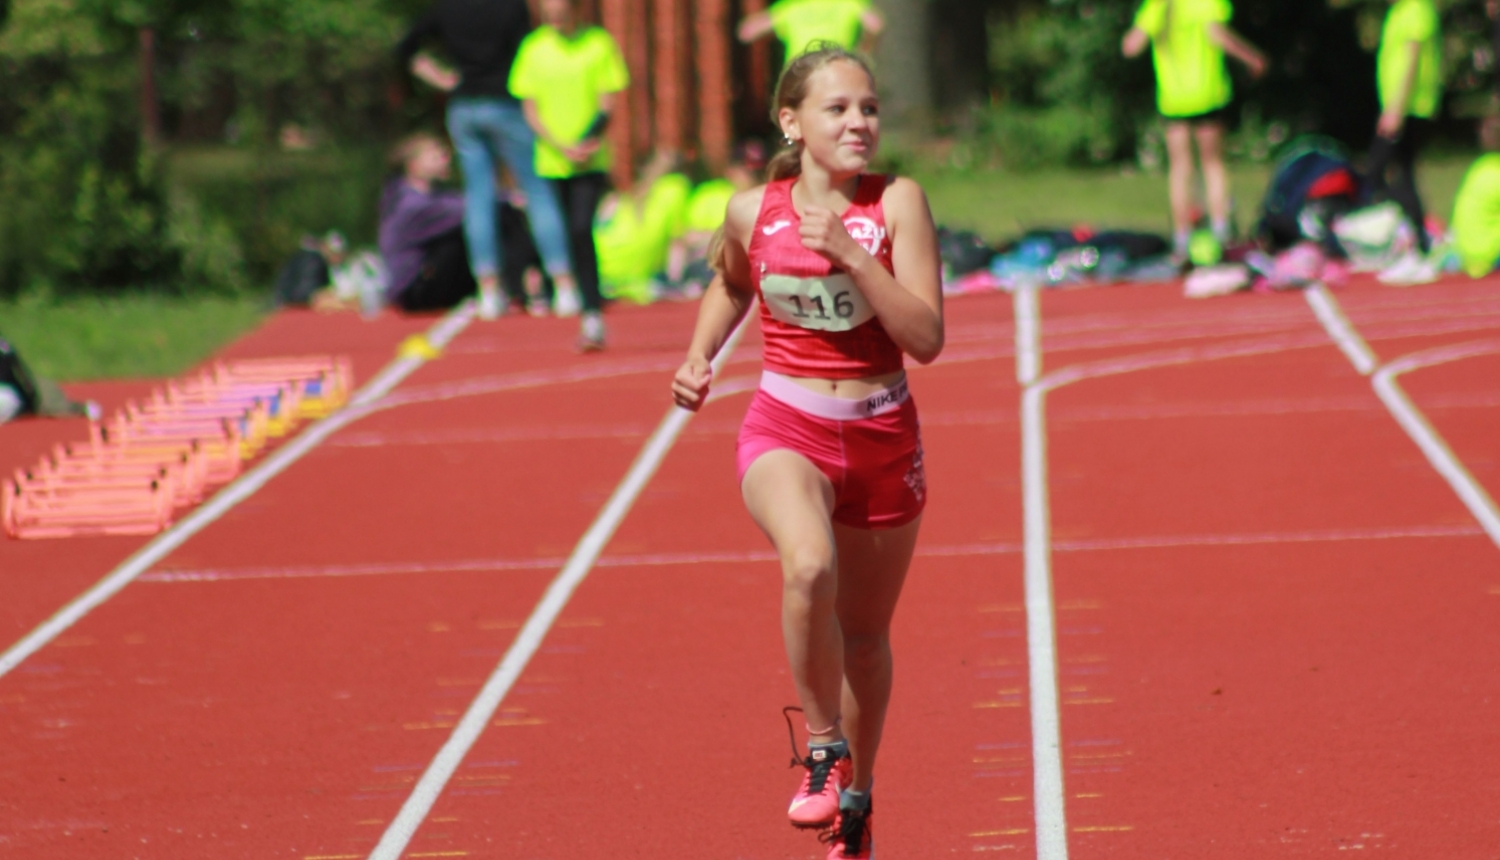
[
  {"xmin": 1377, "ymin": 252, "xmax": 1439, "ymax": 286},
  {"xmin": 553, "ymin": 285, "xmax": 582, "ymax": 318},
  {"xmin": 577, "ymin": 312, "xmax": 606, "ymax": 352},
  {"xmin": 477, "ymin": 287, "xmax": 506, "ymax": 320}
]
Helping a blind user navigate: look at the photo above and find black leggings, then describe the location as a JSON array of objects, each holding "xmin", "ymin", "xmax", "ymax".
[
  {"xmin": 553, "ymin": 172, "xmax": 610, "ymax": 313},
  {"xmin": 499, "ymin": 201, "xmax": 551, "ymax": 305},
  {"xmin": 394, "ymin": 229, "xmax": 477, "ymax": 312},
  {"xmin": 1367, "ymin": 117, "xmax": 1432, "ymax": 252}
]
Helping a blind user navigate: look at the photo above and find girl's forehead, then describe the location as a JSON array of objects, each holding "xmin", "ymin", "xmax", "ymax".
[{"xmin": 805, "ymin": 62, "xmax": 876, "ymax": 99}]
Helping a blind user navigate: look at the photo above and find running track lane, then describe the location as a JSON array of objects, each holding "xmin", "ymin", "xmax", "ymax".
[
  {"xmin": 326, "ymin": 291, "xmax": 1037, "ymax": 859},
  {"xmin": 0, "ymin": 302, "xmax": 729, "ymax": 856},
  {"xmin": 1035, "ymin": 281, "xmax": 1500, "ymax": 857}
]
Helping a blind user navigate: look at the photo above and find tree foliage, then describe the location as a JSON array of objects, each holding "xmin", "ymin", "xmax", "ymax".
[
  {"xmin": 0, "ymin": 0, "xmax": 425, "ymax": 294},
  {"xmin": 976, "ymin": 0, "xmax": 1495, "ymax": 169}
]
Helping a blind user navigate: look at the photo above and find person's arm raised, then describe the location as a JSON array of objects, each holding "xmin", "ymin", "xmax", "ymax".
[
  {"xmin": 672, "ymin": 189, "xmax": 764, "ymax": 411},
  {"xmin": 1121, "ymin": 27, "xmax": 1150, "ymax": 59},
  {"xmin": 737, "ymin": 12, "xmax": 775, "ymax": 44},
  {"xmin": 859, "ymin": 8, "xmax": 886, "ymax": 54},
  {"xmin": 1207, "ymin": 23, "xmax": 1267, "ymax": 79},
  {"xmin": 797, "ymin": 178, "xmax": 944, "ymax": 364}
]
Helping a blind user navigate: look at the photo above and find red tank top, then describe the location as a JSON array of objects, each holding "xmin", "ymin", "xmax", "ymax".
[{"xmin": 747, "ymin": 175, "xmax": 904, "ymax": 379}]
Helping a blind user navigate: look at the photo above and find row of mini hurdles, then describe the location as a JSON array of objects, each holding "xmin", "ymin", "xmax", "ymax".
[{"xmin": 5, "ymin": 356, "xmax": 351, "ymax": 539}]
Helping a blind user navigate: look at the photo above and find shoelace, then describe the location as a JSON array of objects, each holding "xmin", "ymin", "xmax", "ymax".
[
  {"xmin": 782, "ymin": 706, "xmax": 837, "ymax": 792},
  {"xmin": 819, "ymin": 803, "xmax": 872, "ymax": 857}
]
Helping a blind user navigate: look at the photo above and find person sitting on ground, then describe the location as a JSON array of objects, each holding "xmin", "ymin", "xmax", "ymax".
[
  {"xmin": 1452, "ymin": 117, "xmax": 1500, "ymax": 278},
  {"xmin": 378, "ymin": 133, "xmax": 476, "ymax": 313},
  {"xmin": 1123, "ymin": 0, "xmax": 1267, "ymax": 261},
  {"xmin": 1367, "ymin": 0, "xmax": 1444, "ymax": 255},
  {"xmin": 595, "ymin": 149, "xmax": 693, "ymax": 305},
  {"xmin": 738, "ymin": 0, "xmax": 884, "ymax": 62},
  {"xmin": 661, "ymin": 142, "xmax": 768, "ymax": 296},
  {"xmin": 509, "ymin": 0, "xmax": 630, "ymax": 351}
]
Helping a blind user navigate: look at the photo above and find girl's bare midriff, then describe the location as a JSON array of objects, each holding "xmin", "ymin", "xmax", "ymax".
[{"xmin": 781, "ymin": 369, "xmax": 906, "ymax": 399}]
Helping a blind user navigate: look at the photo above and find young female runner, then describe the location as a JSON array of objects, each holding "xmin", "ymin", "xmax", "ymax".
[{"xmin": 671, "ymin": 45, "xmax": 943, "ymax": 860}]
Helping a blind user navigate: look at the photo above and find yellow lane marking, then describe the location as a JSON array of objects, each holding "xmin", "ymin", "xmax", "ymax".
[
  {"xmin": 437, "ymin": 678, "xmax": 485, "ymax": 687},
  {"xmin": 971, "ymin": 828, "xmax": 1031, "ymax": 837},
  {"xmin": 974, "ymin": 701, "xmax": 1023, "ymax": 709},
  {"xmin": 974, "ymin": 756, "xmax": 1028, "ymax": 764},
  {"xmin": 1074, "ymin": 793, "xmax": 1103, "ymax": 799},
  {"xmin": 493, "ymin": 717, "xmax": 547, "ymax": 727},
  {"xmin": 1074, "ymin": 825, "xmax": 1134, "ymax": 833},
  {"xmin": 305, "ymin": 855, "xmax": 363, "ymax": 859},
  {"xmin": 998, "ymin": 796, "xmax": 1027, "ymax": 802},
  {"xmin": 409, "ymin": 853, "xmax": 470, "ymax": 858},
  {"xmin": 427, "ymin": 622, "xmax": 451, "ymax": 633}
]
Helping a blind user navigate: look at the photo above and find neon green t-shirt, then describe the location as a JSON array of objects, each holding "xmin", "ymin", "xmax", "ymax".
[
  {"xmin": 596, "ymin": 174, "xmax": 693, "ymax": 303},
  {"xmin": 768, "ymin": 0, "xmax": 870, "ymax": 59},
  {"xmin": 1378, "ymin": 0, "xmax": 1443, "ymax": 120},
  {"xmin": 509, "ymin": 26, "xmax": 629, "ymax": 179},
  {"xmin": 1452, "ymin": 154, "xmax": 1500, "ymax": 278},
  {"xmin": 684, "ymin": 179, "xmax": 737, "ymax": 234},
  {"xmin": 1133, "ymin": 0, "xmax": 1233, "ymax": 118}
]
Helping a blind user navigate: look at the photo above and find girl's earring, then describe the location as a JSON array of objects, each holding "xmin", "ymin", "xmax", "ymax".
[{"xmin": 783, "ymin": 133, "xmax": 796, "ymax": 147}]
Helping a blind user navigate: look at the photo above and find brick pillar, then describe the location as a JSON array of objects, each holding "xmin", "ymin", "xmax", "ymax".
[
  {"xmin": 602, "ymin": 0, "xmax": 645, "ymax": 189},
  {"xmin": 695, "ymin": 0, "xmax": 732, "ymax": 171},
  {"xmin": 743, "ymin": 0, "xmax": 772, "ymax": 125},
  {"xmin": 651, "ymin": 0, "xmax": 686, "ymax": 154}
]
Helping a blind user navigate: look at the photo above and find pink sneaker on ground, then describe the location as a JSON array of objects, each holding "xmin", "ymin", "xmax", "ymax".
[
  {"xmin": 821, "ymin": 803, "xmax": 874, "ymax": 859},
  {"xmin": 788, "ymin": 747, "xmax": 852, "ymax": 828}
]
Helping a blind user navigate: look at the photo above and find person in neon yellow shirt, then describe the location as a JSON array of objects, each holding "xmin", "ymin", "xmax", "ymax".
[
  {"xmin": 1368, "ymin": 0, "xmax": 1444, "ymax": 254},
  {"xmin": 738, "ymin": 0, "xmax": 884, "ymax": 63},
  {"xmin": 510, "ymin": 0, "xmax": 629, "ymax": 351},
  {"xmin": 1123, "ymin": 0, "xmax": 1266, "ymax": 259},
  {"xmin": 1451, "ymin": 120, "xmax": 1500, "ymax": 278}
]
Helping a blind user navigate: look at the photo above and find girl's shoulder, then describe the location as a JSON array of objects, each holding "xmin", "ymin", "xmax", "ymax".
[
  {"xmin": 725, "ymin": 185, "xmax": 771, "ymax": 240},
  {"xmin": 877, "ymin": 176, "xmax": 931, "ymax": 213}
]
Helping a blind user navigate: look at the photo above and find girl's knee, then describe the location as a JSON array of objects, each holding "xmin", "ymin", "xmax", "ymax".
[
  {"xmin": 843, "ymin": 632, "xmax": 890, "ymax": 671},
  {"xmin": 782, "ymin": 547, "xmax": 836, "ymax": 599}
]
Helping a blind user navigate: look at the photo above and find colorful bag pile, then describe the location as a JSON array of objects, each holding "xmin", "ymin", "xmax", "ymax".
[{"xmin": 4, "ymin": 356, "xmax": 351, "ymax": 539}]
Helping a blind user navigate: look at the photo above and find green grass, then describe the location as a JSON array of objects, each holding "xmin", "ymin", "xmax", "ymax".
[
  {"xmin": 2, "ymin": 154, "xmax": 1480, "ymax": 383},
  {"xmin": 919, "ymin": 155, "xmax": 1476, "ymax": 243},
  {"xmin": 0, "ymin": 293, "xmax": 269, "ymax": 382}
]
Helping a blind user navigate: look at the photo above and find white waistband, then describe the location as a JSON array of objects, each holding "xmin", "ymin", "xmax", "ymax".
[{"xmin": 760, "ymin": 371, "xmax": 909, "ymax": 421}]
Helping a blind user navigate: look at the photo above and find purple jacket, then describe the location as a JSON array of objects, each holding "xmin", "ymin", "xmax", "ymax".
[{"xmin": 379, "ymin": 179, "xmax": 466, "ymax": 301}]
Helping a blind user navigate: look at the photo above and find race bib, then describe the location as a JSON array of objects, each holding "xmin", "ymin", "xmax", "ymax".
[{"xmin": 761, "ymin": 273, "xmax": 875, "ymax": 333}]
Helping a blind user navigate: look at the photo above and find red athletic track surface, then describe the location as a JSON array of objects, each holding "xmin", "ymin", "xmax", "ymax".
[{"xmin": 0, "ymin": 277, "xmax": 1496, "ymax": 858}]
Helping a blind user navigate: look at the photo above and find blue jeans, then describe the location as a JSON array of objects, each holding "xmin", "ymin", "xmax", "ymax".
[{"xmin": 446, "ymin": 98, "xmax": 573, "ymax": 280}]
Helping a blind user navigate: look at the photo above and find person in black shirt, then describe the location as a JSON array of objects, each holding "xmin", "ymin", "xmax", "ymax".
[{"xmin": 397, "ymin": 0, "xmax": 587, "ymax": 329}]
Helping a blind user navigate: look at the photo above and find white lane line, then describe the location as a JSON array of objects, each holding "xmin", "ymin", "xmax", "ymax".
[
  {"xmin": 1373, "ymin": 342, "xmax": 1500, "ymax": 550},
  {"xmin": 1305, "ymin": 284, "xmax": 1378, "ymax": 375},
  {"xmin": 137, "ymin": 524, "xmax": 1486, "ymax": 583},
  {"xmin": 365, "ymin": 318, "xmax": 751, "ymax": 860},
  {"xmin": 1015, "ymin": 284, "xmax": 1041, "ymax": 386},
  {"xmin": 1017, "ymin": 323, "xmax": 1366, "ymax": 860},
  {"xmin": 0, "ymin": 307, "xmax": 477, "ymax": 681},
  {"xmin": 1016, "ymin": 288, "xmax": 1067, "ymax": 860},
  {"xmin": 1305, "ymin": 286, "xmax": 1500, "ymax": 552}
]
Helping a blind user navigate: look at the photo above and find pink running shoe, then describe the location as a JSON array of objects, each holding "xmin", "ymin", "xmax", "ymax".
[
  {"xmin": 788, "ymin": 747, "xmax": 852, "ymax": 828},
  {"xmin": 821, "ymin": 803, "xmax": 874, "ymax": 859}
]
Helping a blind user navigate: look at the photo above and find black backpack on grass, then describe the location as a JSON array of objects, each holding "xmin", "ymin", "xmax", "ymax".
[{"xmin": 0, "ymin": 334, "xmax": 39, "ymax": 416}]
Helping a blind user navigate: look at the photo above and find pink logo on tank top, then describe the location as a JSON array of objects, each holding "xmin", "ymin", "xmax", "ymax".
[
  {"xmin": 904, "ymin": 439, "xmax": 927, "ymax": 504},
  {"xmin": 844, "ymin": 216, "xmax": 887, "ymax": 256}
]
